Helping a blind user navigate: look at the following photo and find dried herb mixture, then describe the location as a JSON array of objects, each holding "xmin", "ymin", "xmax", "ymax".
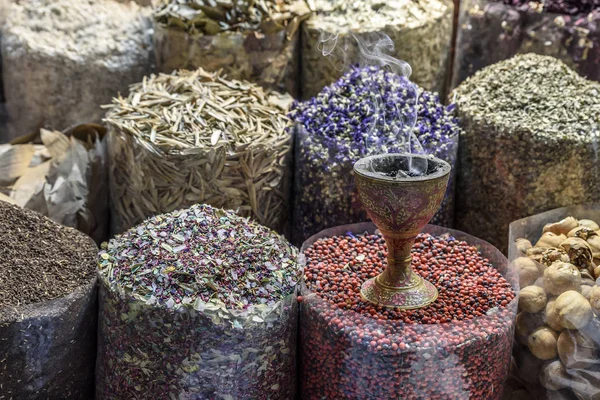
[
  {"xmin": 105, "ymin": 68, "xmax": 293, "ymax": 234},
  {"xmin": 452, "ymin": 54, "xmax": 600, "ymax": 253},
  {"xmin": 153, "ymin": 0, "xmax": 310, "ymax": 95},
  {"xmin": 154, "ymin": 0, "xmax": 310, "ymax": 34},
  {"xmin": 451, "ymin": 0, "xmax": 600, "ymax": 88},
  {"xmin": 96, "ymin": 204, "xmax": 300, "ymax": 399}
]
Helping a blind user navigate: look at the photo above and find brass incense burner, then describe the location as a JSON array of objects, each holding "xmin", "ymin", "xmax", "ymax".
[{"xmin": 354, "ymin": 153, "xmax": 451, "ymax": 309}]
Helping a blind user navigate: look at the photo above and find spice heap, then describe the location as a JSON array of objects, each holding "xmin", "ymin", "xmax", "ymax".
[
  {"xmin": 451, "ymin": 0, "xmax": 600, "ymax": 88},
  {"xmin": 300, "ymin": 224, "xmax": 517, "ymax": 399},
  {"xmin": 452, "ymin": 54, "xmax": 600, "ymax": 253},
  {"xmin": 105, "ymin": 68, "xmax": 293, "ymax": 235},
  {"xmin": 301, "ymin": 0, "xmax": 453, "ymax": 99},
  {"xmin": 97, "ymin": 203, "xmax": 300, "ymax": 399},
  {"xmin": 0, "ymin": 0, "xmax": 153, "ymax": 138},
  {"xmin": 0, "ymin": 124, "xmax": 108, "ymax": 243},
  {"xmin": 153, "ymin": 0, "xmax": 311, "ymax": 95},
  {"xmin": 290, "ymin": 66, "xmax": 460, "ymax": 245},
  {"xmin": 509, "ymin": 214, "xmax": 600, "ymax": 399},
  {"xmin": 0, "ymin": 201, "xmax": 98, "ymax": 399}
]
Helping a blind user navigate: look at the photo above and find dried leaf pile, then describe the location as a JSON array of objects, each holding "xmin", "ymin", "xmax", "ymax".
[
  {"xmin": 301, "ymin": 0, "xmax": 453, "ymax": 99},
  {"xmin": 104, "ymin": 68, "xmax": 293, "ymax": 235},
  {"xmin": 97, "ymin": 204, "xmax": 299, "ymax": 399},
  {"xmin": 153, "ymin": 0, "xmax": 311, "ymax": 95},
  {"xmin": 452, "ymin": 54, "xmax": 600, "ymax": 253},
  {"xmin": 0, "ymin": 124, "xmax": 108, "ymax": 244},
  {"xmin": 1, "ymin": 0, "xmax": 153, "ymax": 137}
]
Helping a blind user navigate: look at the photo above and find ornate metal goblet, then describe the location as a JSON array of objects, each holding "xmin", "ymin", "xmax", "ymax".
[{"xmin": 354, "ymin": 153, "xmax": 451, "ymax": 309}]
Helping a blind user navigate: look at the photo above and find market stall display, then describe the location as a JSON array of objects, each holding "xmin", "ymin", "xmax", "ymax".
[
  {"xmin": 300, "ymin": 223, "xmax": 518, "ymax": 399},
  {"xmin": 291, "ymin": 66, "xmax": 459, "ymax": 245},
  {"xmin": 0, "ymin": 0, "xmax": 153, "ymax": 139},
  {"xmin": 507, "ymin": 205, "xmax": 600, "ymax": 400},
  {"xmin": 452, "ymin": 0, "xmax": 600, "ymax": 89},
  {"xmin": 452, "ymin": 53, "xmax": 600, "ymax": 253},
  {"xmin": 153, "ymin": 0, "xmax": 310, "ymax": 96},
  {"xmin": 96, "ymin": 203, "xmax": 300, "ymax": 399},
  {"xmin": 301, "ymin": 0, "xmax": 453, "ymax": 99},
  {"xmin": 0, "ymin": 124, "xmax": 108, "ymax": 243},
  {"xmin": 105, "ymin": 67, "xmax": 293, "ymax": 235},
  {"xmin": 0, "ymin": 201, "xmax": 97, "ymax": 399}
]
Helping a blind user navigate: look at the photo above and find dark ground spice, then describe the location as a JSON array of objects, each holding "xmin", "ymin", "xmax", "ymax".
[
  {"xmin": 0, "ymin": 200, "xmax": 97, "ymax": 308},
  {"xmin": 300, "ymin": 224, "xmax": 518, "ymax": 399}
]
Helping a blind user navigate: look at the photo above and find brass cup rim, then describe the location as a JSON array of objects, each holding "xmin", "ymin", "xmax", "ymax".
[{"xmin": 353, "ymin": 153, "xmax": 451, "ymax": 183}]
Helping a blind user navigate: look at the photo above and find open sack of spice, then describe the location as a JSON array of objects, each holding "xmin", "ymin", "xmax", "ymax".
[
  {"xmin": 96, "ymin": 203, "xmax": 300, "ymax": 399},
  {"xmin": 105, "ymin": 67, "xmax": 293, "ymax": 236},
  {"xmin": 0, "ymin": 201, "xmax": 98, "ymax": 399},
  {"xmin": 301, "ymin": 0, "xmax": 454, "ymax": 99},
  {"xmin": 290, "ymin": 65, "xmax": 460, "ymax": 245},
  {"xmin": 0, "ymin": 0, "xmax": 153, "ymax": 140},
  {"xmin": 153, "ymin": 0, "xmax": 311, "ymax": 96},
  {"xmin": 507, "ymin": 205, "xmax": 600, "ymax": 400},
  {"xmin": 0, "ymin": 124, "xmax": 109, "ymax": 244},
  {"xmin": 451, "ymin": 0, "xmax": 600, "ymax": 89},
  {"xmin": 451, "ymin": 54, "xmax": 600, "ymax": 254},
  {"xmin": 299, "ymin": 222, "xmax": 518, "ymax": 399}
]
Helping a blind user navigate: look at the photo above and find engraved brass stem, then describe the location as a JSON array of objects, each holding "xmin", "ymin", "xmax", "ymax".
[{"xmin": 353, "ymin": 153, "xmax": 451, "ymax": 309}]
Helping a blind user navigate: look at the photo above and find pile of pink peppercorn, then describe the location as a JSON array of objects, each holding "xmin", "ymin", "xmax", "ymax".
[{"xmin": 300, "ymin": 229, "xmax": 517, "ymax": 399}]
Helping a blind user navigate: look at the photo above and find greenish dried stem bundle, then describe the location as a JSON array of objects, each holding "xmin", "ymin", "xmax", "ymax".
[
  {"xmin": 104, "ymin": 68, "xmax": 293, "ymax": 235},
  {"xmin": 301, "ymin": 0, "xmax": 453, "ymax": 99},
  {"xmin": 452, "ymin": 54, "xmax": 600, "ymax": 253},
  {"xmin": 153, "ymin": 0, "xmax": 311, "ymax": 95}
]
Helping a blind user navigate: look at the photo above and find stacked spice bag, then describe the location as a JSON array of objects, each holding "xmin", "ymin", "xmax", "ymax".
[
  {"xmin": 0, "ymin": 201, "xmax": 97, "ymax": 399},
  {"xmin": 452, "ymin": 0, "xmax": 600, "ymax": 88},
  {"xmin": 291, "ymin": 66, "xmax": 460, "ymax": 245},
  {"xmin": 0, "ymin": 0, "xmax": 153, "ymax": 140},
  {"xmin": 97, "ymin": 203, "xmax": 300, "ymax": 399},
  {"xmin": 452, "ymin": 54, "xmax": 600, "ymax": 253},
  {"xmin": 300, "ymin": 223, "xmax": 518, "ymax": 399},
  {"xmin": 105, "ymin": 68, "xmax": 293, "ymax": 235},
  {"xmin": 301, "ymin": 0, "xmax": 454, "ymax": 99},
  {"xmin": 153, "ymin": 0, "xmax": 311, "ymax": 96},
  {"xmin": 508, "ymin": 206, "xmax": 600, "ymax": 399}
]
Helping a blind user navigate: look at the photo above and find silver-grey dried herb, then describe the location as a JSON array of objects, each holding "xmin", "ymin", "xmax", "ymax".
[{"xmin": 0, "ymin": 0, "xmax": 153, "ymax": 139}]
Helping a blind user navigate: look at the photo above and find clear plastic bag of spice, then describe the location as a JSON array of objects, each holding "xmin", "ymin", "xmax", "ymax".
[
  {"xmin": 96, "ymin": 274, "xmax": 298, "ymax": 399},
  {"xmin": 292, "ymin": 124, "xmax": 459, "ymax": 245},
  {"xmin": 299, "ymin": 222, "xmax": 518, "ymax": 400},
  {"xmin": 507, "ymin": 205, "xmax": 600, "ymax": 400},
  {"xmin": 154, "ymin": 25, "xmax": 300, "ymax": 96},
  {"xmin": 0, "ymin": 278, "xmax": 97, "ymax": 399},
  {"xmin": 452, "ymin": 0, "xmax": 600, "ymax": 88},
  {"xmin": 1, "ymin": 124, "xmax": 109, "ymax": 243}
]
